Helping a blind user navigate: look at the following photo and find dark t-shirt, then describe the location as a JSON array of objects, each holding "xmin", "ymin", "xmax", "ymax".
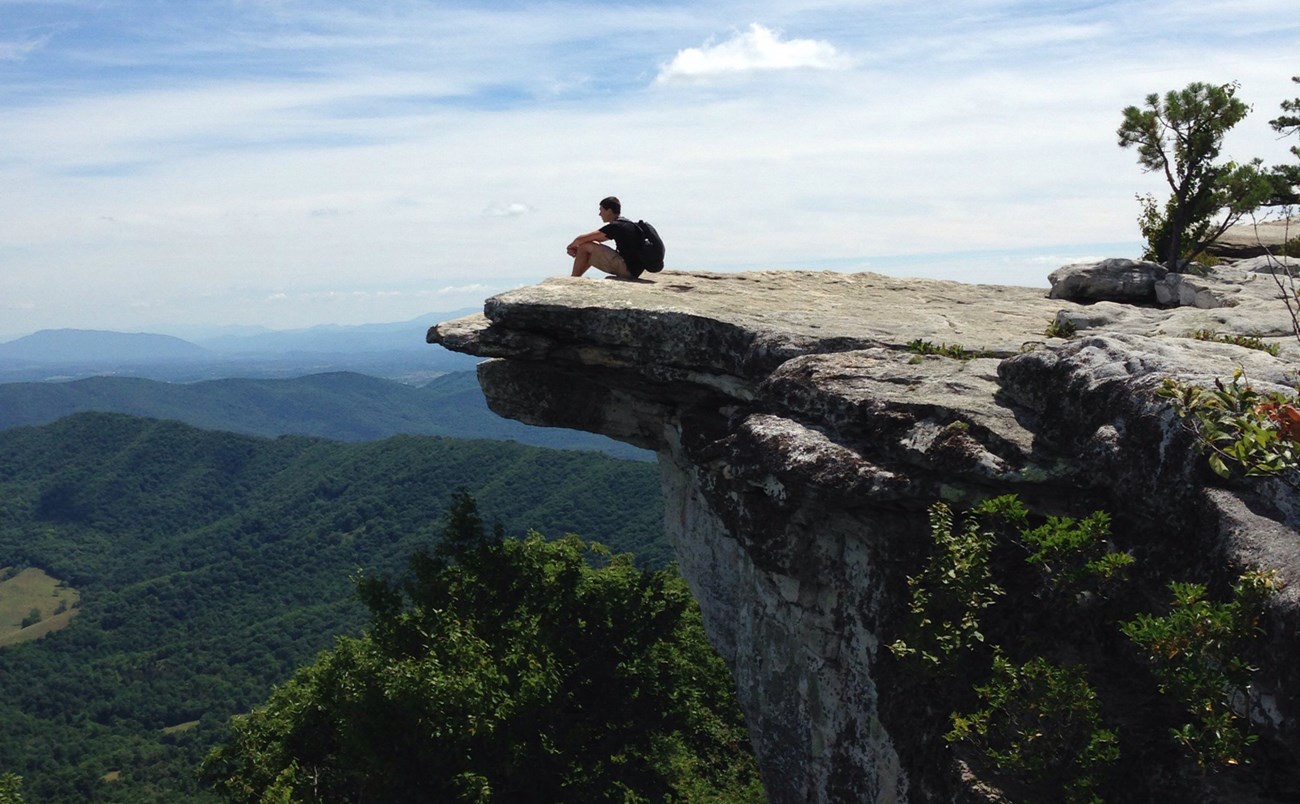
[{"xmin": 599, "ymin": 217, "xmax": 645, "ymax": 275}]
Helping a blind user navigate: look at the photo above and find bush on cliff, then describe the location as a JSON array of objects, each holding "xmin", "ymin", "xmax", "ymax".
[{"xmin": 889, "ymin": 494, "xmax": 1282, "ymax": 802}]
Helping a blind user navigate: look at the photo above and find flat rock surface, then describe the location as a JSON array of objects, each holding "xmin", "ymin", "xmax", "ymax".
[
  {"xmin": 439, "ymin": 271, "xmax": 1067, "ymax": 364},
  {"xmin": 434, "ymin": 264, "xmax": 1300, "ymax": 368},
  {"xmin": 1215, "ymin": 215, "xmax": 1300, "ymax": 250}
]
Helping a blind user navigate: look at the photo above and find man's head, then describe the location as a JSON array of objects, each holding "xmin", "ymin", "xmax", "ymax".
[{"xmin": 599, "ymin": 196, "xmax": 621, "ymax": 216}]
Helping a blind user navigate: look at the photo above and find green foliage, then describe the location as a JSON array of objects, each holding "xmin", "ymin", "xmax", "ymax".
[
  {"xmin": 1158, "ymin": 371, "xmax": 1300, "ymax": 479},
  {"xmin": 0, "ymin": 371, "xmax": 651, "ymax": 461},
  {"xmin": 1266, "ymin": 75, "xmax": 1300, "ymax": 205},
  {"xmin": 1135, "ymin": 191, "xmax": 1168, "ymax": 263},
  {"xmin": 1120, "ymin": 571, "xmax": 1280, "ymax": 767},
  {"xmin": 882, "ymin": 495, "xmax": 1296, "ymax": 797},
  {"xmin": 435, "ymin": 487, "xmax": 504, "ymax": 560},
  {"xmin": 948, "ymin": 653, "xmax": 1119, "ymax": 803},
  {"xmin": 1186, "ymin": 329, "xmax": 1280, "ymax": 356},
  {"xmin": 1134, "ymin": 195, "xmax": 1225, "ymax": 267},
  {"xmin": 202, "ymin": 499, "xmax": 762, "ymax": 803},
  {"xmin": 0, "ymin": 413, "xmax": 667, "ymax": 802},
  {"xmin": 887, "ymin": 499, "xmax": 1012, "ymax": 668},
  {"xmin": 904, "ymin": 339, "xmax": 990, "ymax": 361},
  {"xmin": 1044, "ymin": 317, "xmax": 1077, "ymax": 339},
  {"xmin": 1019, "ymin": 510, "xmax": 1134, "ymax": 598},
  {"xmin": 0, "ymin": 773, "xmax": 24, "ymax": 804},
  {"xmin": 1118, "ymin": 81, "xmax": 1273, "ymax": 268},
  {"xmin": 890, "ymin": 496, "xmax": 1129, "ymax": 797}
]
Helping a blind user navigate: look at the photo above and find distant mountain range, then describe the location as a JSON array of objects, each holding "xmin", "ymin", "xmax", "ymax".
[
  {"xmin": 0, "ymin": 329, "xmax": 211, "ymax": 363},
  {"xmin": 0, "ymin": 370, "xmax": 650, "ymax": 461},
  {"xmin": 0, "ymin": 312, "xmax": 479, "ymax": 383},
  {"xmin": 192, "ymin": 312, "xmax": 475, "ymax": 355}
]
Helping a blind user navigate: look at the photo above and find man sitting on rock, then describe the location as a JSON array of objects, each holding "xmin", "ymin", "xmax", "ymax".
[{"xmin": 566, "ymin": 196, "xmax": 646, "ymax": 280}]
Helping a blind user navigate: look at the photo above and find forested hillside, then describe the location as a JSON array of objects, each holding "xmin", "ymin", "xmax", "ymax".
[
  {"xmin": 0, "ymin": 371, "xmax": 649, "ymax": 460},
  {"xmin": 0, "ymin": 413, "xmax": 665, "ymax": 802}
]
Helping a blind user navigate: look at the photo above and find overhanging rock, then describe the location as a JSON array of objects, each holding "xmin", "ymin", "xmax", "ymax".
[{"xmin": 429, "ymin": 268, "xmax": 1300, "ymax": 802}]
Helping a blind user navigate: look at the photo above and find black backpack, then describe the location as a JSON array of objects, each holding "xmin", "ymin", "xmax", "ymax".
[{"xmin": 634, "ymin": 220, "xmax": 665, "ymax": 273}]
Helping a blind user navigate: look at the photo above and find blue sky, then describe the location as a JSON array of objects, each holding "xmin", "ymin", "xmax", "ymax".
[{"xmin": 1, "ymin": 0, "xmax": 1297, "ymax": 338}]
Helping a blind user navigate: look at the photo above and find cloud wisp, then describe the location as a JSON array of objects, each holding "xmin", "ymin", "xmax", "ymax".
[{"xmin": 0, "ymin": 34, "xmax": 50, "ymax": 62}]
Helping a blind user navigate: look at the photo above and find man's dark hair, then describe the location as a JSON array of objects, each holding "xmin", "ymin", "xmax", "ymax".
[{"xmin": 599, "ymin": 196, "xmax": 621, "ymax": 215}]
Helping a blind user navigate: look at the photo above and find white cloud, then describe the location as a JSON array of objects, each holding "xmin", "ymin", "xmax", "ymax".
[
  {"xmin": 656, "ymin": 23, "xmax": 852, "ymax": 83},
  {"xmin": 484, "ymin": 202, "xmax": 534, "ymax": 218},
  {"xmin": 425, "ymin": 284, "xmax": 495, "ymax": 298}
]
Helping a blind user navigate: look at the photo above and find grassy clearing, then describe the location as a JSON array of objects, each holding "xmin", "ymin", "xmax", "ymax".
[
  {"xmin": 161, "ymin": 720, "xmax": 200, "ymax": 736},
  {"xmin": 0, "ymin": 567, "xmax": 81, "ymax": 648}
]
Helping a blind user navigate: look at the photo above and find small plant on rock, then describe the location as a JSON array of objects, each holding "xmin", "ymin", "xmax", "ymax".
[
  {"xmin": 904, "ymin": 339, "xmax": 990, "ymax": 361},
  {"xmin": 1044, "ymin": 317, "xmax": 1077, "ymax": 339},
  {"xmin": 1187, "ymin": 329, "xmax": 1280, "ymax": 356},
  {"xmin": 1159, "ymin": 370, "xmax": 1300, "ymax": 480}
]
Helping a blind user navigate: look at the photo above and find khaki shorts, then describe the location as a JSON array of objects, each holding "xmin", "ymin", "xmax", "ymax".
[{"xmin": 588, "ymin": 243, "xmax": 629, "ymax": 274}]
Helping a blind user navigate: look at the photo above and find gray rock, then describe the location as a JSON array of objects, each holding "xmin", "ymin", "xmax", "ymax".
[
  {"xmin": 429, "ymin": 267, "xmax": 1300, "ymax": 802},
  {"xmin": 1209, "ymin": 215, "xmax": 1300, "ymax": 258},
  {"xmin": 1048, "ymin": 257, "xmax": 1166, "ymax": 303}
]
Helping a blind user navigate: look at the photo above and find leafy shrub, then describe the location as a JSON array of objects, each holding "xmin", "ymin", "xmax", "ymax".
[
  {"xmin": 948, "ymin": 653, "xmax": 1119, "ymax": 803},
  {"xmin": 887, "ymin": 499, "xmax": 1009, "ymax": 669},
  {"xmin": 1159, "ymin": 370, "xmax": 1300, "ymax": 479},
  {"xmin": 1018, "ymin": 510, "xmax": 1133, "ymax": 597},
  {"xmin": 0, "ymin": 773, "xmax": 24, "ymax": 804},
  {"xmin": 890, "ymin": 491, "xmax": 1281, "ymax": 795},
  {"xmin": 1121, "ymin": 571, "xmax": 1280, "ymax": 767}
]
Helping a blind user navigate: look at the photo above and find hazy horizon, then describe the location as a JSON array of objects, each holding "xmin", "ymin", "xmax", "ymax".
[
  {"xmin": 0, "ymin": 241, "xmax": 1143, "ymax": 342},
  {"xmin": 2, "ymin": 1, "xmax": 1295, "ymax": 339}
]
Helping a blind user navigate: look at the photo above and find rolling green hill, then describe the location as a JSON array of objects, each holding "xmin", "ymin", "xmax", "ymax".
[
  {"xmin": 0, "ymin": 413, "xmax": 666, "ymax": 802},
  {"xmin": 0, "ymin": 370, "xmax": 651, "ymax": 460}
]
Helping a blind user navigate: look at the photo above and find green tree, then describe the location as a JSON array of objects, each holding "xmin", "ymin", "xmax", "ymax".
[
  {"xmin": 1267, "ymin": 74, "xmax": 1300, "ymax": 205},
  {"xmin": 1118, "ymin": 81, "xmax": 1273, "ymax": 268},
  {"xmin": 0, "ymin": 773, "xmax": 24, "ymax": 804},
  {"xmin": 435, "ymin": 487, "xmax": 504, "ymax": 561},
  {"xmin": 200, "ymin": 499, "xmax": 762, "ymax": 803}
]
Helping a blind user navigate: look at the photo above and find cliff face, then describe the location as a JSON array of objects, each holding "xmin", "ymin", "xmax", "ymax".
[{"xmin": 430, "ymin": 263, "xmax": 1300, "ymax": 802}]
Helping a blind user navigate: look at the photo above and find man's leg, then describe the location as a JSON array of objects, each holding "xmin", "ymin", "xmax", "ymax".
[
  {"xmin": 573, "ymin": 242, "xmax": 632, "ymax": 278},
  {"xmin": 571, "ymin": 242, "xmax": 594, "ymax": 276}
]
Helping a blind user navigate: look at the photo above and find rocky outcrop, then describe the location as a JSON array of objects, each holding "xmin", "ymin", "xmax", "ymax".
[
  {"xmin": 1207, "ymin": 215, "xmax": 1300, "ymax": 258},
  {"xmin": 429, "ymin": 265, "xmax": 1300, "ymax": 802}
]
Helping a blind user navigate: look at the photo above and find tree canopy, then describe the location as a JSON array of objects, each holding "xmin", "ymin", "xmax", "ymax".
[
  {"xmin": 200, "ymin": 496, "xmax": 763, "ymax": 803},
  {"xmin": 0, "ymin": 414, "xmax": 667, "ymax": 801},
  {"xmin": 1266, "ymin": 74, "xmax": 1300, "ymax": 205},
  {"xmin": 1117, "ymin": 81, "xmax": 1273, "ymax": 268}
]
